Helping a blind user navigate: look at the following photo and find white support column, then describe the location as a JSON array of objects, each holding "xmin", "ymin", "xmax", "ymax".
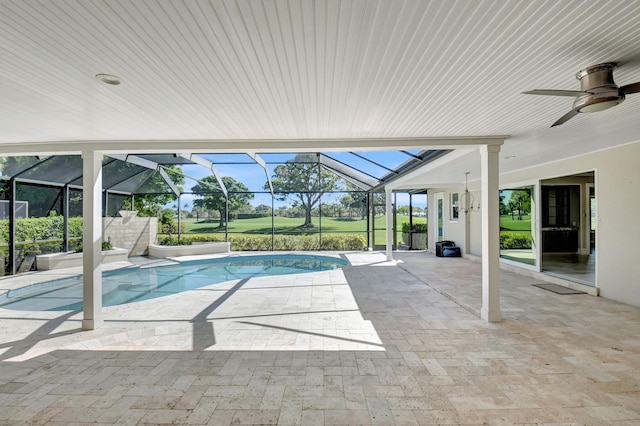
[
  {"xmin": 480, "ymin": 145, "xmax": 501, "ymax": 322},
  {"xmin": 82, "ymin": 151, "xmax": 103, "ymax": 330},
  {"xmin": 385, "ymin": 187, "xmax": 394, "ymax": 261}
]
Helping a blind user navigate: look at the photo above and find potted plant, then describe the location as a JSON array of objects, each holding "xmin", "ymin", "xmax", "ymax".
[
  {"xmin": 410, "ymin": 223, "xmax": 428, "ymax": 250},
  {"xmin": 401, "ymin": 221, "xmax": 411, "ymax": 245}
]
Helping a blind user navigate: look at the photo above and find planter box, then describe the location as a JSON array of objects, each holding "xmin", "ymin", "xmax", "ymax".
[
  {"xmin": 402, "ymin": 232, "xmax": 410, "ymax": 245},
  {"xmin": 36, "ymin": 248, "xmax": 129, "ymax": 270},
  {"xmin": 148, "ymin": 242, "xmax": 230, "ymax": 258},
  {"xmin": 410, "ymin": 232, "xmax": 427, "ymax": 250}
]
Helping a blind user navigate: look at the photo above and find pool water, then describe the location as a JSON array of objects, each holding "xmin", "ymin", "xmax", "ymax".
[{"xmin": 0, "ymin": 254, "xmax": 347, "ymax": 311}]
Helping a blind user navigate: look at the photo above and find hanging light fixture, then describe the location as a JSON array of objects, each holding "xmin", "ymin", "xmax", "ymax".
[{"xmin": 458, "ymin": 172, "xmax": 480, "ymax": 214}]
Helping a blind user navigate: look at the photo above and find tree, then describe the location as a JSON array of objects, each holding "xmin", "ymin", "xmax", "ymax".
[
  {"xmin": 499, "ymin": 193, "xmax": 511, "ymax": 216},
  {"xmin": 396, "ymin": 205, "xmax": 409, "ymax": 216},
  {"xmin": 341, "ymin": 183, "xmax": 367, "ymax": 219},
  {"xmin": 267, "ymin": 154, "xmax": 340, "ymax": 227},
  {"xmin": 192, "ymin": 176, "xmax": 254, "ymax": 227},
  {"xmin": 191, "ymin": 205, "xmax": 208, "ymax": 220},
  {"xmin": 366, "ymin": 192, "xmax": 389, "ymax": 216},
  {"xmin": 159, "ymin": 208, "xmax": 177, "ymax": 233},
  {"xmin": 180, "ymin": 202, "xmax": 190, "ymax": 219},
  {"xmin": 132, "ymin": 165, "xmax": 185, "ymax": 217},
  {"xmin": 254, "ymin": 204, "xmax": 272, "ymax": 216},
  {"xmin": 509, "ymin": 190, "xmax": 531, "ymax": 220},
  {"xmin": 338, "ymin": 193, "xmax": 366, "ymax": 218}
]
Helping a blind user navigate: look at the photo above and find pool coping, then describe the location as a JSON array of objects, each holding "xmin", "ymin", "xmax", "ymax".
[{"xmin": 0, "ymin": 251, "xmax": 353, "ymax": 310}]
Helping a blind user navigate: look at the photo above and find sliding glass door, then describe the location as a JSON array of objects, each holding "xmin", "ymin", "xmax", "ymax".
[{"xmin": 499, "ymin": 185, "xmax": 537, "ymax": 267}]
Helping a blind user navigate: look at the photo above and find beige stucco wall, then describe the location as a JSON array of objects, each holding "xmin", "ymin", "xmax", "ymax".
[
  {"xmin": 428, "ymin": 188, "xmax": 481, "ymax": 254},
  {"xmin": 103, "ymin": 216, "xmax": 158, "ymax": 256},
  {"xmin": 427, "ymin": 141, "xmax": 640, "ymax": 307},
  {"xmin": 498, "ymin": 141, "xmax": 640, "ymax": 307}
]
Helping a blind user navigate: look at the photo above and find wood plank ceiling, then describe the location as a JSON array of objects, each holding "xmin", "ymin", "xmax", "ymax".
[{"xmin": 1, "ymin": 0, "xmax": 640, "ymax": 181}]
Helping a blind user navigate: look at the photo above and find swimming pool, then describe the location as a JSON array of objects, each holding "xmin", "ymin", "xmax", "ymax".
[{"xmin": 0, "ymin": 254, "xmax": 347, "ymax": 311}]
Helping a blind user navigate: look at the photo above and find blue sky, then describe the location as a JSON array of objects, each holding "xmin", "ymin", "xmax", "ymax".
[{"xmin": 173, "ymin": 151, "xmax": 427, "ymax": 211}]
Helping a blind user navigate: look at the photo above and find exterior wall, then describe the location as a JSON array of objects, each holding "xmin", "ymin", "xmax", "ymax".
[
  {"xmin": 442, "ymin": 187, "xmax": 465, "ymax": 247},
  {"xmin": 103, "ymin": 216, "xmax": 158, "ymax": 256},
  {"xmin": 427, "ymin": 188, "xmax": 468, "ymax": 251},
  {"xmin": 492, "ymin": 141, "xmax": 640, "ymax": 307},
  {"xmin": 427, "ymin": 142, "xmax": 640, "ymax": 307},
  {"xmin": 468, "ymin": 189, "xmax": 482, "ymax": 255}
]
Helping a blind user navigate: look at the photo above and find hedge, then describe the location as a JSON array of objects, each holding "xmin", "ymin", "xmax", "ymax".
[
  {"xmin": 500, "ymin": 232, "xmax": 532, "ymax": 249},
  {"xmin": 0, "ymin": 216, "xmax": 83, "ymax": 244},
  {"xmin": 0, "ymin": 216, "xmax": 367, "ymax": 273},
  {"xmin": 158, "ymin": 233, "xmax": 367, "ymax": 251},
  {"xmin": 0, "ymin": 217, "xmax": 85, "ymax": 273}
]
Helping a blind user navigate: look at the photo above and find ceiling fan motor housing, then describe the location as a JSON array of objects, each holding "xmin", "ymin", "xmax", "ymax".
[{"xmin": 573, "ymin": 62, "xmax": 624, "ymax": 113}]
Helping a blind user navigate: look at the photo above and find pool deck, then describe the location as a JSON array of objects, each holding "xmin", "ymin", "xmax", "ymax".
[{"xmin": 0, "ymin": 250, "xmax": 639, "ymax": 425}]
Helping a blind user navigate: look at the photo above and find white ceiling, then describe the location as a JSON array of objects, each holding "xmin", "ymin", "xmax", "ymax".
[{"xmin": 1, "ymin": 0, "xmax": 640, "ymax": 186}]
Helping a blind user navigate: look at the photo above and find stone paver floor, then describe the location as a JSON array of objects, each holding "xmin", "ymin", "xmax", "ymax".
[{"xmin": 0, "ymin": 251, "xmax": 639, "ymax": 425}]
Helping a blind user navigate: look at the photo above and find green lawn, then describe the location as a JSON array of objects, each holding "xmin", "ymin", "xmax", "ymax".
[
  {"xmin": 182, "ymin": 216, "xmax": 368, "ymax": 235},
  {"xmin": 500, "ymin": 214, "xmax": 531, "ymax": 232},
  {"xmin": 180, "ymin": 214, "xmax": 424, "ymax": 240}
]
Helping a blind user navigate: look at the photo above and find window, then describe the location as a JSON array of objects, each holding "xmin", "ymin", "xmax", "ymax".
[
  {"xmin": 450, "ymin": 192, "xmax": 459, "ymax": 221},
  {"xmin": 499, "ymin": 186, "xmax": 536, "ymax": 267},
  {"xmin": 435, "ymin": 193, "xmax": 444, "ymax": 242}
]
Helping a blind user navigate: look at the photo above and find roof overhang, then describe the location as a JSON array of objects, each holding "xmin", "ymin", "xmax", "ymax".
[{"xmin": 0, "ymin": 136, "xmax": 507, "ymax": 156}]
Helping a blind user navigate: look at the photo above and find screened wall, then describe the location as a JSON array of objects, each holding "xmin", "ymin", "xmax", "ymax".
[{"xmin": 0, "ymin": 150, "xmax": 442, "ymax": 275}]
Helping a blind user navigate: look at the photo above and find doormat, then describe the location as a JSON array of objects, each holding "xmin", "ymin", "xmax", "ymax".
[{"xmin": 532, "ymin": 283, "xmax": 587, "ymax": 295}]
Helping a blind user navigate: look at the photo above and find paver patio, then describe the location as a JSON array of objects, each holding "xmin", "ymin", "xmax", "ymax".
[{"xmin": 0, "ymin": 251, "xmax": 639, "ymax": 425}]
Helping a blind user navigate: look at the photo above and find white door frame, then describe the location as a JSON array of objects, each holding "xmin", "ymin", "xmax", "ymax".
[{"xmin": 434, "ymin": 192, "xmax": 444, "ymax": 243}]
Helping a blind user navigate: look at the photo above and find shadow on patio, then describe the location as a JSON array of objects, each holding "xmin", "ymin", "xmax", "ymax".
[{"xmin": 0, "ymin": 251, "xmax": 639, "ymax": 424}]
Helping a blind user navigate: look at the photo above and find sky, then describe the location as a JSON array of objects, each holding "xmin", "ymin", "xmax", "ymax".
[{"xmin": 173, "ymin": 150, "xmax": 428, "ymax": 211}]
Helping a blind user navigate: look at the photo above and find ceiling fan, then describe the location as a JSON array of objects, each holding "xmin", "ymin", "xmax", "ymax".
[{"xmin": 523, "ymin": 62, "xmax": 640, "ymax": 127}]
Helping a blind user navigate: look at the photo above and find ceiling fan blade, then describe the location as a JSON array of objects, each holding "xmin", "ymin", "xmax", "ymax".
[
  {"xmin": 620, "ymin": 81, "xmax": 640, "ymax": 94},
  {"xmin": 551, "ymin": 110, "xmax": 579, "ymax": 127},
  {"xmin": 522, "ymin": 89, "xmax": 588, "ymax": 97}
]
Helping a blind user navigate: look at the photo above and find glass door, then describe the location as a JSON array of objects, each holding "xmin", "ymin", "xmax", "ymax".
[
  {"xmin": 434, "ymin": 193, "xmax": 444, "ymax": 242},
  {"xmin": 499, "ymin": 185, "xmax": 537, "ymax": 267},
  {"xmin": 588, "ymin": 184, "xmax": 596, "ymax": 254}
]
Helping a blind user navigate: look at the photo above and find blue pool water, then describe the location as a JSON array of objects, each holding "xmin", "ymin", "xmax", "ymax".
[{"xmin": 0, "ymin": 254, "xmax": 347, "ymax": 311}]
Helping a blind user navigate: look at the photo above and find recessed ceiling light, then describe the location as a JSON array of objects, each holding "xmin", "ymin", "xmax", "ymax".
[
  {"xmin": 504, "ymin": 155, "xmax": 516, "ymax": 159},
  {"xmin": 95, "ymin": 73, "xmax": 122, "ymax": 85}
]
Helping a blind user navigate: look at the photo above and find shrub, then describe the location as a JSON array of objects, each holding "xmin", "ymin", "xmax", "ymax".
[
  {"xmin": 412, "ymin": 223, "xmax": 428, "ymax": 232},
  {"xmin": 229, "ymin": 235, "xmax": 272, "ymax": 251},
  {"xmin": 342, "ymin": 234, "xmax": 367, "ymax": 250},
  {"xmin": 0, "ymin": 216, "xmax": 83, "ymax": 244},
  {"xmin": 273, "ymin": 235, "xmax": 298, "ymax": 251},
  {"xmin": 400, "ymin": 221, "xmax": 428, "ymax": 233},
  {"xmin": 157, "ymin": 234, "xmax": 226, "ymax": 246},
  {"xmin": 0, "ymin": 216, "xmax": 85, "ymax": 273},
  {"xmin": 159, "ymin": 208, "xmax": 178, "ymax": 234},
  {"xmin": 157, "ymin": 233, "xmax": 367, "ymax": 251},
  {"xmin": 500, "ymin": 232, "xmax": 532, "ymax": 249},
  {"xmin": 319, "ymin": 234, "xmax": 366, "ymax": 250}
]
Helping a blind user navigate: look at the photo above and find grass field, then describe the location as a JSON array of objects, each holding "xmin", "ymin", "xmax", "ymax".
[
  {"xmin": 182, "ymin": 216, "xmax": 364, "ymax": 234},
  {"xmin": 179, "ymin": 214, "xmax": 425, "ymax": 240},
  {"xmin": 500, "ymin": 214, "xmax": 535, "ymax": 265},
  {"xmin": 500, "ymin": 214, "xmax": 531, "ymax": 232}
]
